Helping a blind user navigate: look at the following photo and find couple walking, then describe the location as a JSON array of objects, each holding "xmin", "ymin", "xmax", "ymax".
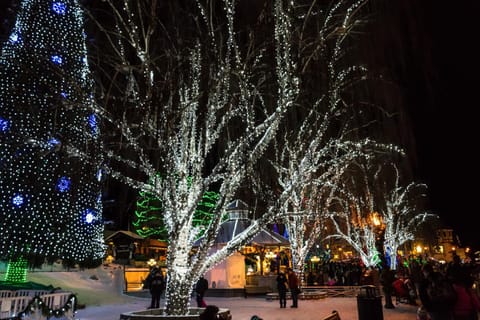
[{"xmin": 276, "ymin": 268, "xmax": 300, "ymax": 308}]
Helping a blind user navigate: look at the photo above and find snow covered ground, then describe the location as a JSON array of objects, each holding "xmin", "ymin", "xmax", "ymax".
[{"xmin": 24, "ymin": 264, "xmax": 131, "ymax": 306}]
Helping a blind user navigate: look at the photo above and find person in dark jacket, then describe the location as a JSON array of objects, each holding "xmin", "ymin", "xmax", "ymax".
[
  {"xmin": 287, "ymin": 268, "xmax": 300, "ymax": 308},
  {"xmin": 149, "ymin": 270, "xmax": 165, "ymax": 309},
  {"xmin": 276, "ymin": 272, "xmax": 288, "ymax": 308},
  {"xmin": 380, "ymin": 265, "xmax": 396, "ymax": 309},
  {"xmin": 196, "ymin": 276, "xmax": 209, "ymax": 307}
]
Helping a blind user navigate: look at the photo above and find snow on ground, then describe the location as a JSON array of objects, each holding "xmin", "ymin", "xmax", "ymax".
[{"xmin": 25, "ymin": 264, "xmax": 132, "ymax": 306}]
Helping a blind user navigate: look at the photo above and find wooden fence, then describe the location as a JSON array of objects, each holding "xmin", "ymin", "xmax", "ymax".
[{"xmin": 0, "ymin": 290, "xmax": 76, "ymax": 320}]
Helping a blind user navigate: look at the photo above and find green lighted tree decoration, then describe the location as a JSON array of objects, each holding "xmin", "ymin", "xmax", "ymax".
[
  {"xmin": 133, "ymin": 175, "xmax": 221, "ymax": 241},
  {"xmin": 0, "ymin": 0, "xmax": 104, "ymax": 283}
]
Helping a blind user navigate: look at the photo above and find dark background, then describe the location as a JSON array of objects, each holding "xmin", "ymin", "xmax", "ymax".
[
  {"xmin": 404, "ymin": 1, "xmax": 480, "ymax": 251},
  {"xmin": 1, "ymin": 1, "xmax": 478, "ymax": 250}
]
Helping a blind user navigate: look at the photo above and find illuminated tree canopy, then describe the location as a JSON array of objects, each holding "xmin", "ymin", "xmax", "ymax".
[
  {"xmin": 0, "ymin": 0, "xmax": 104, "ymax": 283},
  {"xmin": 325, "ymin": 159, "xmax": 435, "ymax": 268}
]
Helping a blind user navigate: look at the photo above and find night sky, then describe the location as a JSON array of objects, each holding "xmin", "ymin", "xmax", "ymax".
[
  {"xmin": 405, "ymin": 1, "xmax": 480, "ymax": 250},
  {"xmin": 0, "ymin": 1, "xmax": 478, "ymax": 250}
]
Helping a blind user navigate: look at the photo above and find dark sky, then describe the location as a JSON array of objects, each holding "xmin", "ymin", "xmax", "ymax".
[
  {"xmin": 405, "ymin": 0, "xmax": 480, "ymax": 250},
  {"xmin": 0, "ymin": 1, "xmax": 478, "ymax": 250}
]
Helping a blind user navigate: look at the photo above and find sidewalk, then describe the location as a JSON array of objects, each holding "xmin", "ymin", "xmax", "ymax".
[{"xmin": 75, "ymin": 294, "xmax": 419, "ymax": 320}]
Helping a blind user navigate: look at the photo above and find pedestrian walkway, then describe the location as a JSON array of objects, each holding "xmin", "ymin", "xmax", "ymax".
[{"xmin": 75, "ymin": 294, "xmax": 418, "ymax": 320}]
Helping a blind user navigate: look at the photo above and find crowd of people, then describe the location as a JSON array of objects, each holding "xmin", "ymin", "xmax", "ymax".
[
  {"xmin": 286, "ymin": 255, "xmax": 480, "ymax": 320},
  {"xmin": 416, "ymin": 255, "xmax": 480, "ymax": 320},
  {"xmin": 143, "ymin": 255, "xmax": 480, "ymax": 320},
  {"xmin": 376, "ymin": 255, "xmax": 480, "ymax": 320}
]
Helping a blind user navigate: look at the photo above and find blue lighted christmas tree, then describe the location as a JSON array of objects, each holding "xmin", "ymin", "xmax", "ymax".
[{"xmin": 0, "ymin": 0, "xmax": 104, "ymax": 283}]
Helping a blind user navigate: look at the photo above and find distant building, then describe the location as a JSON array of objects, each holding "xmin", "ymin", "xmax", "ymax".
[{"xmin": 105, "ymin": 230, "xmax": 167, "ymax": 266}]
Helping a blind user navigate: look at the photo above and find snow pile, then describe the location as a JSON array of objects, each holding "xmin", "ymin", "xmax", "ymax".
[{"xmin": 26, "ymin": 264, "xmax": 133, "ymax": 306}]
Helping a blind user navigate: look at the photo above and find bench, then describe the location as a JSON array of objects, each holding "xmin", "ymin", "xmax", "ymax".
[{"xmin": 321, "ymin": 310, "xmax": 341, "ymax": 320}]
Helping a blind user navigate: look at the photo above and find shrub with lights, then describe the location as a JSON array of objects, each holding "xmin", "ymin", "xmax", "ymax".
[{"xmin": 0, "ymin": 0, "xmax": 104, "ymax": 283}]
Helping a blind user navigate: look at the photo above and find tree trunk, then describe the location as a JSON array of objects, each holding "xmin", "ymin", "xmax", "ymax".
[
  {"xmin": 164, "ymin": 271, "xmax": 194, "ymax": 315},
  {"xmin": 164, "ymin": 225, "xmax": 196, "ymax": 315}
]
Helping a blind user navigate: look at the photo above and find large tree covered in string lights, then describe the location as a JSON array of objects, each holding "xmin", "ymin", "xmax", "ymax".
[
  {"xmin": 85, "ymin": 0, "xmax": 391, "ymax": 315},
  {"xmin": 373, "ymin": 162, "xmax": 435, "ymax": 270},
  {"xmin": 251, "ymin": 0, "xmax": 404, "ymax": 274},
  {"xmin": 0, "ymin": 0, "xmax": 104, "ymax": 283},
  {"xmin": 325, "ymin": 159, "xmax": 434, "ymax": 268},
  {"xmin": 90, "ymin": 1, "xmax": 298, "ymax": 314},
  {"xmin": 325, "ymin": 160, "xmax": 390, "ymax": 268},
  {"xmin": 268, "ymin": 119, "xmax": 396, "ymax": 273}
]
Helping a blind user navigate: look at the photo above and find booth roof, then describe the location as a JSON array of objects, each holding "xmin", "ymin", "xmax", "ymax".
[
  {"xmin": 200, "ymin": 218, "xmax": 290, "ymax": 246},
  {"xmin": 105, "ymin": 230, "xmax": 144, "ymax": 242},
  {"xmin": 250, "ymin": 228, "xmax": 290, "ymax": 246}
]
